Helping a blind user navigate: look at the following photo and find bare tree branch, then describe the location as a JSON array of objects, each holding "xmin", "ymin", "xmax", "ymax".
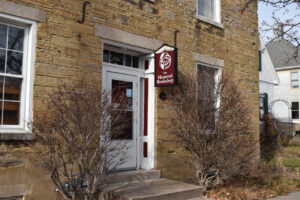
[{"xmin": 29, "ymin": 80, "xmax": 130, "ymax": 200}]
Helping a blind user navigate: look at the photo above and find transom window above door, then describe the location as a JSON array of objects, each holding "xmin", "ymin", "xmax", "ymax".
[{"xmin": 103, "ymin": 44, "xmax": 141, "ymax": 69}]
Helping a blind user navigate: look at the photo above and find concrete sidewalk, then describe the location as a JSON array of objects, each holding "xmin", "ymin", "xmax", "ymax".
[{"xmin": 269, "ymin": 191, "xmax": 300, "ymax": 200}]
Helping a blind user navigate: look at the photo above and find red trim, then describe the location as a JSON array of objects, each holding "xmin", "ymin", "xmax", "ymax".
[
  {"xmin": 144, "ymin": 78, "xmax": 149, "ymax": 136},
  {"xmin": 143, "ymin": 142, "xmax": 148, "ymax": 158},
  {"xmin": 145, "ymin": 60, "xmax": 149, "ymax": 70}
]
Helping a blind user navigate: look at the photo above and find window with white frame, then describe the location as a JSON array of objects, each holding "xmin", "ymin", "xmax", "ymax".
[
  {"xmin": 291, "ymin": 72, "xmax": 299, "ymax": 88},
  {"xmin": 197, "ymin": 64, "xmax": 220, "ymax": 129},
  {"xmin": 197, "ymin": 0, "xmax": 220, "ymax": 22},
  {"xmin": 292, "ymin": 102, "xmax": 299, "ymax": 119},
  {"xmin": 0, "ymin": 14, "xmax": 36, "ymax": 132}
]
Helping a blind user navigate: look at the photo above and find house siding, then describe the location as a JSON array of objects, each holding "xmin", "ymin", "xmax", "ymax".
[
  {"xmin": 274, "ymin": 70, "xmax": 300, "ymax": 123},
  {"xmin": 0, "ymin": 0, "xmax": 259, "ymax": 199}
]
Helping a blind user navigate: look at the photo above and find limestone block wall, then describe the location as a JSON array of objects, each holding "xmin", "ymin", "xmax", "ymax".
[{"xmin": 0, "ymin": 0, "xmax": 259, "ymax": 199}]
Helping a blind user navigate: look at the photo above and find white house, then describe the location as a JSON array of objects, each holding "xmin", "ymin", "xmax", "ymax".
[
  {"xmin": 266, "ymin": 39, "xmax": 300, "ymax": 134},
  {"xmin": 259, "ymin": 37, "xmax": 280, "ymax": 120}
]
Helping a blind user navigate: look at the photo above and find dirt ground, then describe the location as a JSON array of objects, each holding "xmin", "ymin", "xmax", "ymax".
[{"xmin": 206, "ymin": 137, "xmax": 300, "ymax": 200}]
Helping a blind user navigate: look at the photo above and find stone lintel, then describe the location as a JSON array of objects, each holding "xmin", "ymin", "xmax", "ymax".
[
  {"xmin": 0, "ymin": 184, "xmax": 29, "ymax": 198},
  {"xmin": 193, "ymin": 52, "xmax": 224, "ymax": 67},
  {"xmin": 95, "ymin": 23, "xmax": 162, "ymax": 51},
  {"xmin": 0, "ymin": 132, "xmax": 36, "ymax": 141},
  {"xmin": 0, "ymin": 0, "xmax": 46, "ymax": 22}
]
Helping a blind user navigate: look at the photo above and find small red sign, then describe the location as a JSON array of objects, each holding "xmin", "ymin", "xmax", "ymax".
[{"xmin": 155, "ymin": 45, "xmax": 178, "ymax": 87}]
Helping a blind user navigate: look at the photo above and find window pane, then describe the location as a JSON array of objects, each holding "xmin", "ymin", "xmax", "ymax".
[
  {"xmin": 4, "ymin": 77, "xmax": 22, "ymax": 100},
  {"xmin": 112, "ymin": 80, "xmax": 133, "ymax": 109},
  {"xmin": 198, "ymin": 65, "xmax": 217, "ymax": 98},
  {"xmin": 111, "ymin": 110, "xmax": 133, "ymax": 140},
  {"xmin": 110, "ymin": 51, "xmax": 124, "ymax": 65},
  {"xmin": 132, "ymin": 56, "xmax": 139, "ymax": 68},
  {"xmin": 2, "ymin": 101, "xmax": 20, "ymax": 125},
  {"xmin": 6, "ymin": 51, "xmax": 22, "ymax": 75},
  {"xmin": 0, "ymin": 49, "xmax": 5, "ymax": 73},
  {"xmin": 260, "ymin": 108, "xmax": 264, "ymax": 120},
  {"xmin": 0, "ymin": 24, "xmax": 7, "ymax": 49},
  {"xmin": 292, "ymin": 102, "xmax": 299, "ymax": 110},
  {"xmin": 198, "ymin": 0, "xmax": 215, "ymax": 20},
  {"xmin": 292, "ymin": 72, "xmax": 299, "ymax": 80},
  {"xmin": 103, "ymin": 50, "xmax": 109, "ymax": 62},
  {"xmin": 111, "ymin": 80, "xmax": 133, "ymax": 140},
  {"xmin": 259, "ymin": 97, "xmax": 264, "ymax": 107},
  {"xmin": 0, "ymin": 76, "xmax": 3, "ymax": 100},
  {"xmin": 8, "ymin": 26, "xmax": 24, "ymax": 51},
  {"xmin": 292, "ymin": 80, "xmax": 299, "ymax": 88},
  {"xmin": 292, "ymin": 111, "xmax": 299, "ymax": 119},
  {"xmin": 125, "ymin": 55, "xmax": 132, "ymax": 67}
]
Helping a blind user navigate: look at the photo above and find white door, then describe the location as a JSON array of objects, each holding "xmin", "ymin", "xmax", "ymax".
[{"xmin": 107, "ymin": 72, "xmax": 138, "ymax": 170}]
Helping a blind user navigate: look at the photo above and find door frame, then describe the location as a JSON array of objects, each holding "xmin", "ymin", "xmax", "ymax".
[{"xmin": 102, "ymin": 39, "xmax": 156, "ymax": 170}]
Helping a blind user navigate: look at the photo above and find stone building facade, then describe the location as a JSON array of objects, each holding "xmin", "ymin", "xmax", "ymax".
[{"xmin": 0, "ymin": 0, "xmax": 259, "ymax": 199}]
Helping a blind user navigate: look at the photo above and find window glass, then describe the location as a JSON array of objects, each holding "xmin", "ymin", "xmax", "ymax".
[
  {"xmin": 259, "ymin": 97, "xmax": 264, "ymax": 120},
  {"xmin": 132, "ymin": 56, "xmax": 139, "ymax": 68},
  {"xmin": 110, "ymin": 51, "xmax": 124, "ymax": 65},
  {"xmin": 292, "ymin": 72, "xmax": 299, "ymax": 88},
  {"xmin": 125, "ymin": 55, "xmax": 132, "ymax": 67},
  {"xmin": 2, "ymin": 101, "xmax": 20, "ymax": 125},
  {"xmin": 6, "ymin": 51, "xmax": 23, "ymax": 75},
  {"xmin": 4, "ymin": 77, "xmax": 22, "ymax": 100},
  {"xmin": 111, "ymin": 80, "xmax": 133, "ymax": 140},
  {"xmin": 0, "ymin": 24, "xmax": 7, "ymax": 48},
  {"xmin": 292, "ymin": 102, "xmax": 299, "ymax": 119},
  {"xmin": 103, "ymin": 50, "xmax": 109, "ymax": 63},
  {"xmin": 292, "ymin": 72, "xmax": 299, "ymax": 80},
  {"xmin": 103, "ymin": 49, "xmax": 140, "ymax": 69},
  {"xmin": 198, "ymin": 0, "xmax": 215, "ymax": 20},
  {"xmin": 198, "ymin": 65, "xmax": 217, "ymax": 97},
  {"xmin": 8, "ymin": 26, "xmax": 24, "ymax": 51},
  {"xmin": 0, "ymin": 23, "xmax": 25, "ymax": 126},
  {"xmin": 197, "ymin": 65, "xmax": 218, "ymax": 129},
  {"xmin": 0, "ymin": 49, "xmax": 5, "ymax": 72}
]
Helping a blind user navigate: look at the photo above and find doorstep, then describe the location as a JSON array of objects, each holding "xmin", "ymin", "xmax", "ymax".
[{"xmin": 101, "ymin": 170, "xmax": 205, "ymax": 200}]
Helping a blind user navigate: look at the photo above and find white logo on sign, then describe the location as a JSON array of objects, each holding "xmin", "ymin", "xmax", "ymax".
[{"xmin": 159, "ymin": 52, "xmax": 171, "ymax": 70}]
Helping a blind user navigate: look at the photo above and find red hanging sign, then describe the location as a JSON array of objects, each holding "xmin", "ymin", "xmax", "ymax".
[{"xmin": 155, "ymin": 44, "xmax": 178, "ymax": 87}]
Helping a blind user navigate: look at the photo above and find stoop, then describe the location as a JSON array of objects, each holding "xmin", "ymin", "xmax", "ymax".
[{"xmin": 101, "ymin": 170, "xmax": 205, "ymax": 200}]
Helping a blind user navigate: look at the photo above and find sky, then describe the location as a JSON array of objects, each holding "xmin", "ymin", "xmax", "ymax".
[{"xmin": 258, "ymin": 1, "xmax": 300, "ymax": 43}]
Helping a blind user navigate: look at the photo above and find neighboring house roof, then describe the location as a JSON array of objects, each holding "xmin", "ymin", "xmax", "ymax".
[
  {"xmin": 266, "ymin": 39, "xmax": 300, "ymax": 69},
  {"xmin": 276, "ymin": 65, "xmax": 300, "ymax": 71},
  {"xmin": 260, "ymin": 37, "xmax": 280, "ymax": 85}
]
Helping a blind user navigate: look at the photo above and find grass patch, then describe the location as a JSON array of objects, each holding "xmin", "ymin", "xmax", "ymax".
[
  {"xmin": 282, "ymin": 158, "xmax": 300, "ymax": 169},
  {"xmin": 285, "ymin": 145, "xmax": 300, "ymax": 154},
  {"xmin": 269, "ymin": 157, "xmax": 278, "ymax": 165}
]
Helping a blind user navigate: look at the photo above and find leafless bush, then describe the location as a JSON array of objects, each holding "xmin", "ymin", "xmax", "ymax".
[
  {"xmin": 30, "ymin": 80, "xmax": 129, "ymax": 200},
  {"xmin": 260, "ymin": 114, "xmax": 280, "ymax": 160},
  {"xmin": 171, "ymin": 71, "xmax": 257, "ymax": 187}
]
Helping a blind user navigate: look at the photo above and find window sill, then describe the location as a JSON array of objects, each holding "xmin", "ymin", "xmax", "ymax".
[
  {"xmin": 0, "ymin": 132, "xmax": 35, "ymax": 140},
  {"xmin": 196, "ymin": 15, "xmax": 224, "ymax": 29}
]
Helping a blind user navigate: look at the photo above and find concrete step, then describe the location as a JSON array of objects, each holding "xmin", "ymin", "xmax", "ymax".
[
  {"xmin": 105, "ymin": 170, "xmax": 161, "ymax": 184},
  {"xmin": 102, "ymin": 178, "xmax": 204, "ymax": 200}
]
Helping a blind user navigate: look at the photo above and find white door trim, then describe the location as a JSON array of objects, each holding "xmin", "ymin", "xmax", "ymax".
[{"xmin": 102, "ymin": 58, "xmax": 156, "ymax": 171}]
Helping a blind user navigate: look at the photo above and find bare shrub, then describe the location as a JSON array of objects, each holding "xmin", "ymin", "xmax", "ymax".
[
  {"xmin": 30, "ymin": 80, "xmax": 129, "ymax": 200},
  {"xmin": 260, "ymin": 114, "xmax": 280, "ymax": 160},
  {"xmin": 171, "ymin": 71, "xmax": 257, "ymax": 187}
]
